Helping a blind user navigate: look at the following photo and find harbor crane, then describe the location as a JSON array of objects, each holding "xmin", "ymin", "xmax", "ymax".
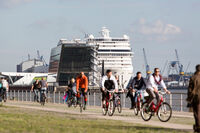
[{"xmin": 143, "ymin": 48, "xmax": 151, "ymax": 78}]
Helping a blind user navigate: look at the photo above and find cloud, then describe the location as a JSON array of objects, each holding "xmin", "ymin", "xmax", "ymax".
[
  {"xmin": 139, "ymin": 19, "xmax": 181, "ymax": 35},
  {"xmin": 130, "ymin": 18, "xmax": 182, "ymax": 42},
  {"xmin": 0, "ymin": 0, "xmax": 33, "ymax": 8}
]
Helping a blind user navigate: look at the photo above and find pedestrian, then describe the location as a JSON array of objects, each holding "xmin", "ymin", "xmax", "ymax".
[
  {"xmin": 2, "ymin": 77, "xmax": 9, "ymax": 102},
  {"xmin": 187, "ymin": 64, "xmax": 200, "ymax": 132},
  {"xmin": 31, "ymin": 79, "xmax": 41, "ymax": 102},
  {"xmin": 39, "ymin": 77, "xmax": 48, "ymax": 101}
]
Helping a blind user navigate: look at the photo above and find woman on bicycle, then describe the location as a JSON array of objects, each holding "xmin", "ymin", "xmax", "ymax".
[{"xmin": 146, "ymin": 68, "xmax": 170, "ymax": 107}]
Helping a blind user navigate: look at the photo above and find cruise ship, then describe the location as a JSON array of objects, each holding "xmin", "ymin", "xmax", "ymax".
[
  {"xmin": 86, "ymin": 27, "xmax": 133, "ymax": 87},
  {"xmin": 49, "ymin": 27, "xmax": 133, "ymax": 88}
]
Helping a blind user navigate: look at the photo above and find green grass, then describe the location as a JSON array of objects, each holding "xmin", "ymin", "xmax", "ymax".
[{"xmin": 0, "ymin": 106, "xmax": 190, "ymax": 133}]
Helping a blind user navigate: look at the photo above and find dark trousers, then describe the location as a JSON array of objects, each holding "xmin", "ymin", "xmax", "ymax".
[
  {"xmin": 126, "ymin": 91, "xmax": 135, "ymax": 108},
  {"xmin": 193, "ymin": 98, "xmax": 200, "ymax": 132},
  {"xmin": 146, "ymin": 88, "xmax": 160, "ymax": 105}
]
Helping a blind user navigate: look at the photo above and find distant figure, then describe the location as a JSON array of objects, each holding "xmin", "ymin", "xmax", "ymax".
[
  {"xmin": 68, "ymin": 78, "xmax": 77, "ymax": 100},
  {"xmin": 39, "ymin": 77, "xmax": 48, "ymax": 101},
  {"xmin": 187, "ymin": 64, "xmax": 200, "ymax": 132},
  {"xmin": 76, "ymin": 72, "xmax": 88, "ymax": 110},
  {"xmin": 31, "ymin": 79, "xmax": 41, "ymax": 102},
  {"xmin": 2, "ymin": 78, "xmax": 9, "ymax": 102},
  {"xmin": 126, "ymin": 72, "xmax": 146, "ymax": 109}
]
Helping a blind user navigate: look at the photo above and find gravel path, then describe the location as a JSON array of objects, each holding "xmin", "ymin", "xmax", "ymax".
[{"xmin": 4, "ymin": 101, "xmax": 193, "ymax": 132}]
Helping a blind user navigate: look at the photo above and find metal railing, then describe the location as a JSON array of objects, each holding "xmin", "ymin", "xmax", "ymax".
[{"xmin": 7, "ymin": 90, "xmax": 189, "ymax": 112}]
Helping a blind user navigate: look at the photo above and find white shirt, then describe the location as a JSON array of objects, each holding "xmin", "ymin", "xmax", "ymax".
[
  {"xmin": 147, "ymin": 75, "xmax": 166, "ymax": 90},
  {"xmin": 101, "ymin": 75, "xmax": 118, "ymax": 90},
  {"xmin": 2, "ymin": 79, "xmax": 9, "ymax": 90}
]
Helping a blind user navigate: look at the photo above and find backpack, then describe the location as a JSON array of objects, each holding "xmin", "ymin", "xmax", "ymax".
[{"xmin": 0, "ymin": 83, "xmax": 2, "ymax": 89}]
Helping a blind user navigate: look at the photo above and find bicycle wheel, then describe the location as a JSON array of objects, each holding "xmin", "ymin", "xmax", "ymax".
[
  {"xmin": 117, "ymin": 100, "xmax": 122, "ymax": 113},
  {"xmin": 133, "ymin": 106, "xmax": 139, "ymax": 116},
  {"xmin": 79, "ymin": 94, "xmax": 84, "ymax": 113},
  {"xmin": 108, "ymin": 100, "xmax": 115, "ymax": 116},
  {"xmin": 102, "ymin": 100, "xmax": 107, "ymax": 116},
  {"xmin": 140, "ymin": 102, "xmax": 152, "ymax": 121},
  {"xmin": 40, "ymin": 94, "xmax": 45, "ymax": 106},
  {"xmin": 157, "ymin": 102, "xmax": 172, "ymax": 122}
]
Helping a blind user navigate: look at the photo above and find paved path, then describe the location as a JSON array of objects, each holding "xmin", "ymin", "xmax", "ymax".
[{"xmin": 4, "ymin": 101, "xmax": 193, "ymax": 132}]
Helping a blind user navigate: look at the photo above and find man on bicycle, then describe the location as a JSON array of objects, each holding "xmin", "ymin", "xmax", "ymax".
[
  {"xmin": 127, "ymin": 72, "xmax": 146, "ymax": 109},
  {"xmin": 101, "ymin": 70, "xmax": 118, "ymax": 107},
  {"xmin": 146, "ymin": 68, "xmax": 170, "ymax": 107},
  {"xmin": 76, "ymin": 72, "xmax": 88, "ymax": 110},
  {"xmin": 39, "ymin": 77, "xmax": 48, "ymax": 101}
]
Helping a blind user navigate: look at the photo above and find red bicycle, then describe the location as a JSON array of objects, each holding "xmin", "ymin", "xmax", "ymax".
[
  {"xmin": 102, "ymin": 90, "xmax": 115, "ymax": 116},
  {"xmin": 133, "ymin": 90, "xmax": 144, "ymax": 116},
  {"xmin": 140, "ymin": 91, "xmax": 172, "ymax": 122}
]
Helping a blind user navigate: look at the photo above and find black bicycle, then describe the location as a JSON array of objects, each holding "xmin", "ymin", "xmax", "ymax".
[
  {"xmin": 40, "ymin": 90, "xmax": 46, "ymax": 106},
  {"xmin": 78, "ymin": 90, "xmax": 86, "ymax": 113},
  {"xmin": 67, "ymin": 95, "xmax": 77, "ymax": 108}
]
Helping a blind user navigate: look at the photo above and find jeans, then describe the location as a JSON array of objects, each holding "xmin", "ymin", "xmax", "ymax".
[
  {"xmin": 34, "ymin": 89, "xmax": 39, "ymax": 102},
  {"xmin": 134, "ymin": 90, "xmax": 144, "ymax": 103},
  {"xmin": 40, "ymin": 88, "xmax": 47, "ymax": 101}
]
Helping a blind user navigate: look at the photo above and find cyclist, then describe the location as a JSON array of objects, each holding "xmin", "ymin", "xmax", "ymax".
[
  {"xmin": 101, "ymin": 70, "xmax": 118, "ymax": 107},
  {"xmin": 68, "ymin": 78, "xmax": 77, "ymax": 102},
  {"xmin": 127, "ymin": 72, "xmax": 146, "ymax": 109},
  {"xmin": 146, "ymin": 68, "xmax": 170, "ymax": 107},
  {"xmin": 39, "ymin": 77, "xmax": 48, "ymax": 102},
  {"xmin": 76, "ymin": 72, "xmax": 88, "ymax": 110}
]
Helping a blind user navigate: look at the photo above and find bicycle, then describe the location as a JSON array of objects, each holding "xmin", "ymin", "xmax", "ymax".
[
  {"xmin": 140, "ymin": 91, "xmax": 172, "ymax": 122},
  {"xmin": 67, "ymin": 95, "xmax": 77, "ymax": 108},
  {"xmin": 77, "ymin": 89, "xmax": 86, "ymax": 113},
  {"xmin": 133, "ymin": 90, "xmax": 145, "ymax": 116},
  {"xmin": 102, "ymin": 90, "xmax": 116, "ymax": 116},
  {"xmin": 115, "ymin": 90, "xmax": 124, "ymax": 114},
  {"xmin": 40, "ymin": 90, "xmax": 46, "ymax": 106}
]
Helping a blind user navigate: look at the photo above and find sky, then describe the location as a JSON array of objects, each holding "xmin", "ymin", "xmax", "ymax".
[{"xmin": 0, "ymin": 0, "xmax": 199, "ymax": 76}]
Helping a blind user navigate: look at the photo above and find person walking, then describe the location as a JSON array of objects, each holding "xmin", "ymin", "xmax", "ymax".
[
  {"xmin": 2, "ymin": 78, "xmax": 9, "ymax": 102},
  {"xmin": 187, "ymin": 64, "xmax": 200, "ymax": 132},
  {"xmin": 31, "ymin": 79, "xmax": 41, "ymax": 102}
]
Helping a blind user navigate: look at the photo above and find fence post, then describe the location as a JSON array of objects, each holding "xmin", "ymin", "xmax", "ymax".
[
  {"xmin": 59, "ymin": 91, "xmax": 60, "ymax": 104},
  {"xmin": 94, "ymin": 92, "xmax": 96, "ymax": 106},
  {"xmin": 22, "ymin": 90, "xmax": 23, "ymax": 102},
  {"xmin": 180, "ymin": 94, "xmax": 183, "ymax": 112},
  {"xmin": 30, "ymin": 91, "xmax": 31, "ymax": 102},
  {"xmin": 170, "ymin": 94, "xmax": 172, "ymax": 107},
  {"xmin": 26, "ymin": 90, "xmax": 27, "ymax": 101},
  {"xmin": 18, "ymin": 90, "xmax": 19, "ymax": 101},
  {"xmin": 54, "ymin": 91, "xmax": 55, "ymax": 104},
  {"xmin": 14, "ymin": 90, "xmax": 15, "ymax": 101},
  {"xmin": 88, "ymin": 93, "xmax": 90, "ymax": 106},
  {"xmin": 123, "ymin": 93, "xmax": 125, "ymax": 108}
]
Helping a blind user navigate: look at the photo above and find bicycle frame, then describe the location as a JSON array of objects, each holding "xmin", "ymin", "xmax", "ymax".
[{"xmin": 150, "ymin": 95, "xmax": 164, "ymax": 112}]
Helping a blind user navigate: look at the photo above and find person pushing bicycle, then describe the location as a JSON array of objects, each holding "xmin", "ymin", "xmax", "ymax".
[{"xmin": 146, "ymin": 68, "xmax": 170, "ymax": 107}]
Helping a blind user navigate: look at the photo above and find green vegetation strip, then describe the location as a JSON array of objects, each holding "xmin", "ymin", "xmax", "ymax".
[{"xmin": 0, "ymin": 106, "xmax": 189, "ymax": 133}]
